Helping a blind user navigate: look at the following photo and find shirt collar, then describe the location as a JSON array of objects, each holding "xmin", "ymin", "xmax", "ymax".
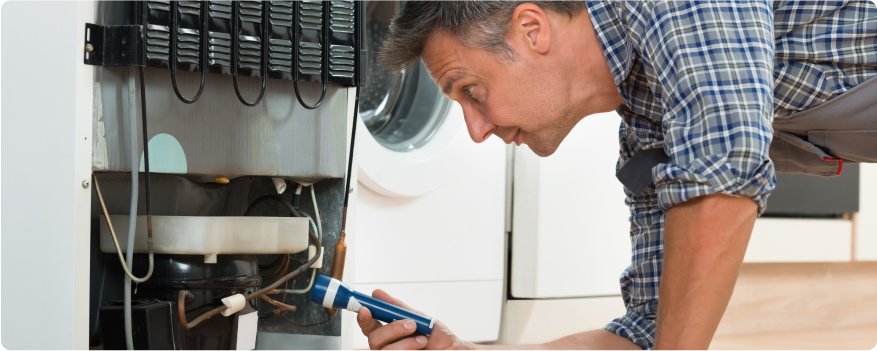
[{"xmin": 585, "ymin": 1, "xmax": 631, "ymax": 87}]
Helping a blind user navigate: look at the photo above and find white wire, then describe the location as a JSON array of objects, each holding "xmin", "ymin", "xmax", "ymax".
[
  {"xmin": 276, "ymin": 185, "xmax": 323, "ymax": 294},
  {"xmin": 311, "ymin": 185, "xmax": 323, "ymax": 239}
]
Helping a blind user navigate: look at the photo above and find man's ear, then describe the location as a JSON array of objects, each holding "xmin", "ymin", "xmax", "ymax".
[{"xmin": 511, "ymin": 4, "xmax": 551, "ymax": 55}]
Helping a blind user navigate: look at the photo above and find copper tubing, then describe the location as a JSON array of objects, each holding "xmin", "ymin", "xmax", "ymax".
[
  {"xmin": 259, "ymin": 254, "xmax": 286, "ymax": 271},
  {"xmin": 260, "ymin": 295, "xmax": 297, "ymax": 312},
  {"xmin": 326, "ymin": 231, "xmax": 347, "ymax": 316},
  {"xmin": 329, "ymin": 232, "xmax": 347, "ymax": 282},
  {"xmin": 262, "ymin": 255, "xmax": 291, "ymax": 285},
  {"xmin": 178, "ymin": 229, "xmax": 321, "ymax": 330},
  {"xmin": 93, "ymin": 174, "xmax": 154, "ymax": 283},
  {"xmin": 245, "ymin": 228, "xmax": 319, "ymax": 301},
  {"xmin": 177, "ymin": 291, "xmax": 228, "ymax": 330},
  {"xmin": 260, "ymin": 309, "xmax": 289, "ymax": 319}
]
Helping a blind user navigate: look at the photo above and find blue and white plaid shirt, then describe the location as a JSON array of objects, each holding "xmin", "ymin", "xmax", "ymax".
[{"xmin": 585, "ymin": 1, "xmax": 877, "ymax": 348}]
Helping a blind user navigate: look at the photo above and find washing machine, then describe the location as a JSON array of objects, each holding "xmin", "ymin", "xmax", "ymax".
[{"xmin": 345, "ymin": 2, "xmax": 507, "ymax": 348}]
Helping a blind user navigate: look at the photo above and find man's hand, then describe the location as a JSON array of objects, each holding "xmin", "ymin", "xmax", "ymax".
[
  {"xmin": 655, "ymin": 194, "xmax": 757, "ymax": 349},
  {"xmin": 356, "ymin": 289, "xmax": 472, "ymax": 350},
  {"xmin": 356, "ymin": 290, "xmax": 641, "ymax": 350}
]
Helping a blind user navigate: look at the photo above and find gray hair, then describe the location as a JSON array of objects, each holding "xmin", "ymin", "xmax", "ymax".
[{"xmin": 378, "ymin": 1, "xmax": 588, "ymax": 72}]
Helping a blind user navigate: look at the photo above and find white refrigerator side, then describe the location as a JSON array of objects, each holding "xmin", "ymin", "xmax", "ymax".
[{"xmin": 1, "ymin": 1, "xmax": 94, "ymax": 349}]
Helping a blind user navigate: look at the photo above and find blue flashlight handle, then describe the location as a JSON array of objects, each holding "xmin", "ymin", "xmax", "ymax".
[{"xmin": 352, "ymin": 290, "xmax": 434, "ymax": 336}]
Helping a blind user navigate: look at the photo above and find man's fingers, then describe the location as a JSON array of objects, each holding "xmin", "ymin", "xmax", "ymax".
[
  {"xmin": 371, "ymin": 289, "xmax": 425, "ymax": 315},
  {"xmin": 382, "ymin": 335, "xmax": 428, "ymax": 350},
  {"xmin": 357, "ymin": 307, "xmax": 383, "ymax": 337},
  {"xmin": 367, "ymin": 319, "xmax": 418, "ymax": 350}
]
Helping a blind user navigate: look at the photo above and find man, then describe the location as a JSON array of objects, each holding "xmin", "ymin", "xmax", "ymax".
[{"xmin": 356, "ymin": 1, "xmax": 877, "ymax": 349}]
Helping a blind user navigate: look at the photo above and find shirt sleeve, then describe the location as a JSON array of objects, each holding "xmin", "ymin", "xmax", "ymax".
[{"xmin": 629, "ymin": 1, "xmax": 777, "ymax": 213}]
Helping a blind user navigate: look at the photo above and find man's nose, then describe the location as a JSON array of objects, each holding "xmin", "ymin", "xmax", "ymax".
[{"xmin": 461, "ymin": 104, "xmax": 496, "ymax": 143}]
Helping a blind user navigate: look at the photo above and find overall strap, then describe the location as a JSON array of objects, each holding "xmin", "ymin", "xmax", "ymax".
[{"xmin": 615, "ymin": 147, "xmax": 668, "ymax": 196}]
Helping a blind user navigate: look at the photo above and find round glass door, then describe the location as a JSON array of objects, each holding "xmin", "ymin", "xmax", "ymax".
[{"xmin": 360, "ymin": 1, "xmax": 452, "ymax": 152}]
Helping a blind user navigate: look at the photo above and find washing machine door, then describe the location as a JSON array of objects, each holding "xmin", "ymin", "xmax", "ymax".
[{"xmin": 357, "ymin": 1, "xmax": 468, "ymax": 198}]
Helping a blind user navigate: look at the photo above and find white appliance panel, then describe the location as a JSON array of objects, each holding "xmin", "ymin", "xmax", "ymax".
[
  {"xmin": 857, "ymin": 163, "xmax": 877, "ymax": 261},
  {"xmin": 502, "ymin": 296, "xmax": 626, "ymax": 345},
  {"xmin": 512, "ymin": 112, "xmax": 631, "ymax": 298},
  {"xmin": 1, "ymin": 2, "xmax": 93, "ymax": 348},
  {"xmin": 746, "ymin": 218, "xmax": 852, "ymax": 263},
  {"xmin": 356, "ymin": 131, "xmax": 506, "ymax": 284},
  {"xmin": 352, "ymin": 280, "xmax": 504, "ymax": 348}
]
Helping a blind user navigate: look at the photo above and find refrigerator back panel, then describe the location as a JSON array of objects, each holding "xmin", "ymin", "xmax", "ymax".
[
  {"xmin": 92, "ymin": 66, "xmax": 349, "ymax": 182},
  {"xmin": 88, "ymin": 0, "xmax": 365, "ymax": 181}
]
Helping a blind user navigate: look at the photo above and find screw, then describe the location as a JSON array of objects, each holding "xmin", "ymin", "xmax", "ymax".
[
  {"xmin": 349, "ymin": 187, "xmax": 354, "ymax": 194},
  {"xmin": 85, "ymin": 43, "xmax": 94, "ymax": 52},
  {"xmin": 82, "ymin": 180, "xmax": 90, "ymax": 189}
]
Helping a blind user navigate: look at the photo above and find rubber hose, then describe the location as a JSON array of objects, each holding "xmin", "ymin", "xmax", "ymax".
[{"xmin": 123, "ymin": 66, "xmax": 140, "ymax": 350}]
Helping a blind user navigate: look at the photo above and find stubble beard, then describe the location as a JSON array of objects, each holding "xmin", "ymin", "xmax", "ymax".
[
  {"xmin": 525, "ymin": 114, "xmax": 576, "ymax": 158},
  {"xmin": 526, "ymin": 128, "xmax": 565, "ymax": 157}
]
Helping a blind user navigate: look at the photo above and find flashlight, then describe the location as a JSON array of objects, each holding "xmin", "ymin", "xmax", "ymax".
[{"xmin": 310, "ymin": 275, "xmax": 435, "ymax": 336}]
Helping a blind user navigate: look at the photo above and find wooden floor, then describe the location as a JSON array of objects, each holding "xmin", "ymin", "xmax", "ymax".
[
  {"xmin": 711, "ymin": 323, "xmax": 877, "ymax": 350},
  {"xmin": 709, "ymin": 262, "xmax": 877, "ymax": 350}
]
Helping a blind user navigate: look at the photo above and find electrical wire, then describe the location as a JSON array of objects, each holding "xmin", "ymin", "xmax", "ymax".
[
  {"xmin": 231, "ymin": 1, "xmax": 267, "ymax": 106},
  {"xmin": 332, "ymin": 85, "xmax": 360, "ymax": 255},
  {"xmin": 247, "ymin": 194, "xmax": 321, "ymax": 293},
  {"xmin": 250, "ymin": 194, "xmax": 321, "ymax": 289},
  {"xmin": 179, "ymin": 198, "xmax": 322, "ymax": 330},
  {"xmin": 282, "ymin": 313, "xmax": 334, "ymax": 328},
  {"xmin": 277, "ymin": 267, "xmax": 316, "ymax": 295},
  {"xmin": 177, "ymin": 229, "xmax": 320, "ymax": 330},
  {"xmin": 258, "ymin": 254, "xmax": 287, "ymax": 271},
  {"xmin": 169, "ymin": 1, "xmax": 207, "ymax": 104},
  {"xmin": 343, "ymin": 87, "xmax": 359, "ymax": 212},
  {"xmin": 93, "ymin": 174, "xmax": 154, "ymax": 283},
  {"xmin": 275, "ymin": 185, "xmax": 323, "ymax": 294},
  {"xmin": 261, "ymin": 255, "xmax": 290, "ymax": 285},
  {"xmin": 259, "ymin": 309, "xmax": 290, "ymax": 319},
  {"xmin": 311, "ymin": 186, "xmax": 323, "ymax": 238},
  {"xmin": 258, "ymin": 207, "xmax": 320, "ymax": 271}
]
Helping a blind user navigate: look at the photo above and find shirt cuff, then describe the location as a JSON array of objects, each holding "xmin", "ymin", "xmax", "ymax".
[
  {"xmin": 653, "ymin": 153, "xmax": 776, "ymax": 214},
  {"xmin": 604, "ymin": 310, "xmax": 657, "ymax": 350}
]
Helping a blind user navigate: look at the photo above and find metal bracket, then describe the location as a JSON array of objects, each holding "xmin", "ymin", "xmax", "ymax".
[{"xmin": 83, "ymin": 23, "xmax": 143, "ymax": 67}]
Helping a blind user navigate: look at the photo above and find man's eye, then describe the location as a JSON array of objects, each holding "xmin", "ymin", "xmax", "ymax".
[{"xmin": 465, "ymin": 86, "xmax": 474, "ymax": 96}]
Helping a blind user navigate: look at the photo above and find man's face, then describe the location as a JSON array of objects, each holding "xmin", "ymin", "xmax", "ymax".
[{"xmin": 421, "ymin": 31, "xmax": 581, "ymax": 157}]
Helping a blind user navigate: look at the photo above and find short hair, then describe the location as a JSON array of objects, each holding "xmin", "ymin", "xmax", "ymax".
[{"xmin": 378, "ymin": 1, "xmax": 588, "ymax": 72}]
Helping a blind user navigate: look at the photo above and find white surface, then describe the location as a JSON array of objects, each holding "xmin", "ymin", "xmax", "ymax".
[
  {"xmin": 99, "ymin": 215, "xmax": 309, "ymax": 255},
  {"xmin": 355, "ymin": 122, "xmax": 506, "ymax": 284},
  {"xmin": 221, "ymin": 294, "xmax": 247, "ymax": 317},
  {"xmin": 204, "ymin": 254, "xmax": 218, "ymax": 263},
  {"xmin": 501, "ymin": 296, "xmax": 626, "ymax": 345},
  {"xmin": 856, "ymin": 163, "xmax": 877, "ymax": 261},
  {"xmin": 744, "ymin": 218, "xmax": 853, "ymax": 263},
  {"xmin": 308, "ymin": 245, "xmax": 323, "ymax": 269},
  {"xmin": 340, "ymin": 87, "xmax": 360, "ymax": 351},
  {"xmin": 1, "ymin": 2, "xmax": 93, "ymax": 349},
  {"xmin": 352, "ymin": 280, "xmax": 504, "ymax": 349},
  {"xmin": 356, "ymin": 103, "xmax": 469, "ymax": 197},
  {"xmin": 511, "ymin": 112, "xmax": 631, "ymax": 298},
  {"xmin": 236, "ymin": 312, "xmax": 259, "ymax": 350},
  {"xmin": 256, "ymin": 333, "xmax": 340, "ymax": 350},
  {"xmin": 271, "ymin": 177, "xmax": 287, "ymax": 194},
  {"xmin": 323, "ymin": 278, "xmax": 342, "ymax": 308}
]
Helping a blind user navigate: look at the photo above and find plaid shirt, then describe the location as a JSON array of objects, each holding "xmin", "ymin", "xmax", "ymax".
[{"xmin": 585, "ymin": 1, "xmax": 877, "ymax": 348}]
